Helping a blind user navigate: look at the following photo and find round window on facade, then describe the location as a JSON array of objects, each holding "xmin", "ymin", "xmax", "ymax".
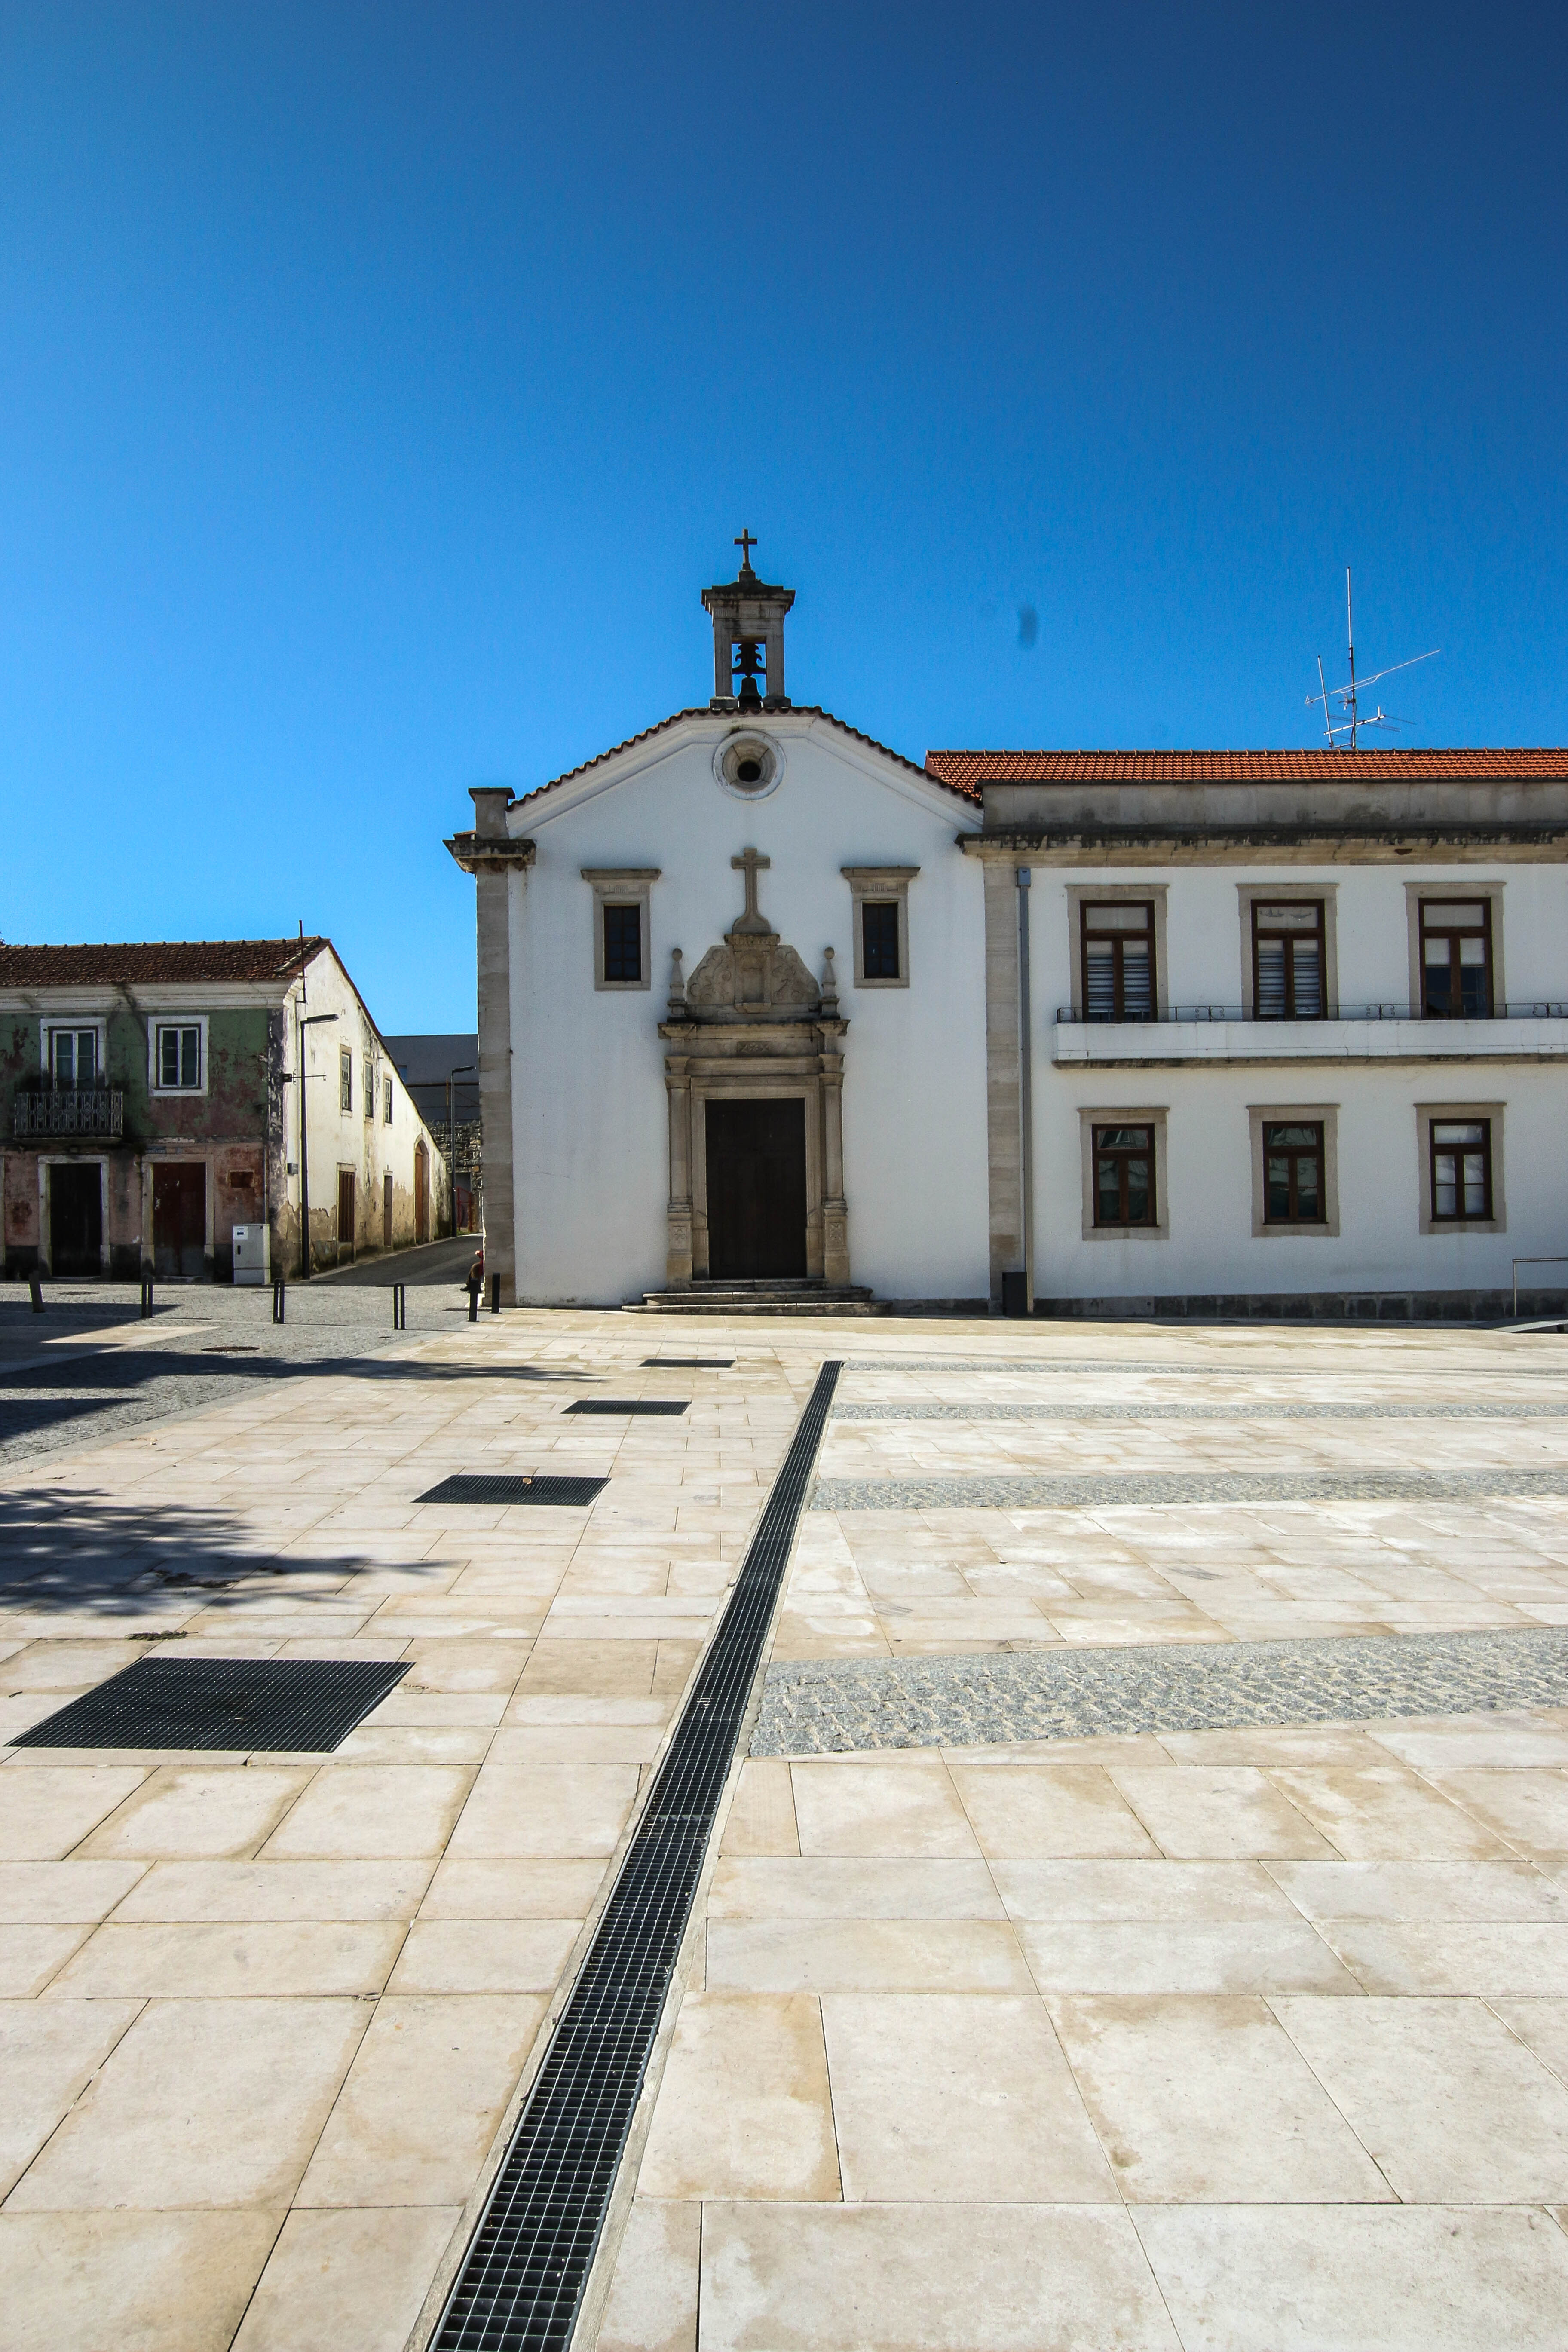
[{"xmin": 714, "ymin": 732, "xmax": 783, "ymax": 799}]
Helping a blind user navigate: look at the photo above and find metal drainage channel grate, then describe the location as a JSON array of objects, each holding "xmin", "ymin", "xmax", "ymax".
[
  {"xmin": 564, "ymin": 1400, "xmax": 689, "ymax": 1417},
  {"xmin": 416, "ymin": 1475, "xmax": 609, "ymax": 1507},
  {"xmin": 432, "ymin": 1359, "xmax": 842, "ymax": 2352},
  {"xmin": 12, "ymin": 1655, "xmax": 409, "ymax": 1753},
  {"xmin": 639, "ymin": 1357, "xmax": 733, "ymax": 1368}
]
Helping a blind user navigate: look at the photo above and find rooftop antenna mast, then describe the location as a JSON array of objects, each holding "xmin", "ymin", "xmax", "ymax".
[{"xmin": 1307, "ymin": 569, "xmax": 1438, "ymax": 747}]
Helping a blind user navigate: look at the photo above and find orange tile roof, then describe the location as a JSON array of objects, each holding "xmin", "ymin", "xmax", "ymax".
[
  {"xmin": 923, "ymin": 748, "xmax": 1568, "ymax": 792},
  {"xmin": 0, "ymin": 937, "xmax": 329, "ymax": 989}
]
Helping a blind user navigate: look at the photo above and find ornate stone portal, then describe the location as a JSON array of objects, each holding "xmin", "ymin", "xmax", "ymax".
[{"xmin": 658, "ymin": 849, "xmax": 850, "ymax": 1286}]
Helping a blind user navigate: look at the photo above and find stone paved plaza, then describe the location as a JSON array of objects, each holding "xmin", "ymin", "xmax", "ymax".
[{"xmin": 3, "ymin": 1295, "xmax": 1568, "ymax": 2348}]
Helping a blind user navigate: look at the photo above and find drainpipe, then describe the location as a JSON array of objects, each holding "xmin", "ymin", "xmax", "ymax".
[{"xmin": 1017, "ymin": 866, "xmax": 1035, "ymax": 1315}]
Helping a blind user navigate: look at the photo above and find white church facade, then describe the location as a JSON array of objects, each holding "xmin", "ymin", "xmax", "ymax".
[{"xmin": 449, "ymin": 548, "xmax": 1568, "ymax": 1319}]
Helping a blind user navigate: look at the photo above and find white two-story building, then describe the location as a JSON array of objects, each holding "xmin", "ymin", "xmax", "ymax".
[{"xmin": 450, "ymin": 550, "xmax": 1567, "ymax": 1321}]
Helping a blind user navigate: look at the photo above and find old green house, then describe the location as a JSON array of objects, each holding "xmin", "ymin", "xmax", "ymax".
[{"xmin": 2, "ymin": 938, "xmax": 449, "ymax": 1281}]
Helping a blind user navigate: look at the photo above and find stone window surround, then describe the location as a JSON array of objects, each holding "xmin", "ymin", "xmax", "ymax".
[
  {"xmin": 1077, "ymin": 1104, "xmax": 1170, "ymax": 1240},
  {"xmin": 149, "ymin": 1014, "xmax": 210, "ymax": 1096},
  {"xmin": 338, "ymin": 1043, "xmax": 353, "ymax": 1114},
  {"xmin": 1236, "ymin": 886, "xmax": 1340, "ymax": 1018},
  {"xmin": 39, "ymin": 1016, "xmax": 107, "ymax": 1084},
  {"xmin": 583, "ymin": 867, "xmax": 661, "ymax": 992},
  {"xmin": 1064, "ymin": 885, "xmax": 1170, "ymax": 1018},
  {"xmin": 1406, "ymin": 880, "xmax": 1505, "ymax": 1014},
  {"xmin": 1248, "ymin": 1102, "xmax": 1341, "ymax": 1238},
  {"xmin": 841, "ymin": 866, "xmax": 919, "ymax": 989},
  {"xmin": 1415, "ymin": 1099, "xmax": 1506, "ymax": 1235}
]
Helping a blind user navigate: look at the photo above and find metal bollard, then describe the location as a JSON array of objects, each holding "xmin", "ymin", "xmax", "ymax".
[
  {"xmin": 467, "ymin": 1283, "xmax": 479, "ymax": 1323},
  {"xmin": 139, "ymin": 1277, "xmax": 153, "ymax": 1320},
  {"xmin": 272, "ymin": 1278, "xmax": 286, "ymax": 1326},
  {"xmin": 490, "ymin": 1274, "xmax": 500, "ymax": 1315},
  {"xmin": 28, "ymin": 1272, "xmax": 43, "ymax": 1314},
  {"xmin": 392, "ymin": 1283, "xmax": 407, "ymax": 1332}
]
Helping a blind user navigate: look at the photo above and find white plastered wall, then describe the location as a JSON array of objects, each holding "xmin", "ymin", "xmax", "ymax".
[
  {"xmin": 1026, "ymin": 861, "xmax": 1568, "ymax": 1298},
  {"xmin": 506, "ymin": 716, "xmax": 991, "ymax": 1304}
]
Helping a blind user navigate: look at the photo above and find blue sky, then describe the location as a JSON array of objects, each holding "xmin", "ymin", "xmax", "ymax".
[{"xmin": 3, "ymin": 3, "xmax": 1565, "ymax": 1028}]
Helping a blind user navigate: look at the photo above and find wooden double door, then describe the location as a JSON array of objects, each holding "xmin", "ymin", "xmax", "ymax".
[
  {"xmin": 705, "ymin": 1098, "xmax": 807, "ymax": 1280},
  {"xmin": 50, "ymin": 1162, "xmax": 103, "ymax": 1276}
]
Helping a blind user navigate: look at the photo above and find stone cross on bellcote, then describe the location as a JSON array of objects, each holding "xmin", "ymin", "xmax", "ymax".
[{"xmin": 730, "ymin": 847, "xmax": 773, "ymax": 936}]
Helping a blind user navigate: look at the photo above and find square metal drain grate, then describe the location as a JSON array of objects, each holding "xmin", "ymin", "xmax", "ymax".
[
  {"xmin": 564, "ymin": 1400, "xmax": 688, "ymax": 1416},
  {"xmin": 11, "ymin": 1655, "xmax": 410, "ymax": 1753},
  {"xmin": 416, "ymin": 1473, "xmax": 609, "ymax": 1506}
]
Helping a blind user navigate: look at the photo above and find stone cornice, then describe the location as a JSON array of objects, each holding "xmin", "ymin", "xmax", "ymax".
[
  {"xmin": 445, "ymin": 833, "xmax": 537, "ymax": 875},
  {"xmin": 960, "ymin": 825, "xmax": 1568, "ymax": 866}
]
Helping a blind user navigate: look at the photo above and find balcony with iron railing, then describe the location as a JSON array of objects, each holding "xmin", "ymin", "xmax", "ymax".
[
  {"xmin": 11, "ymin": 1087, "xmax": 126, "ymax": 1140},
  {"xmin": 1052, "ymin": 1003, "xmax": 1568, "ymax": 1065}
]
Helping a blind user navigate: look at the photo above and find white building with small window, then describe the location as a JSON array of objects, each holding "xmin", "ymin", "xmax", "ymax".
[{"xmin": 450, "ymin": 551, "xmax": 1568, "ymax": 1320}]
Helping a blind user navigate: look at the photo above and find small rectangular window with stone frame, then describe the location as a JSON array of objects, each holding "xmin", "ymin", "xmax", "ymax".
[
  {"xmin": 340, "ymin": 1047, "xmax": 352, "ymax": 1113},
  {"xmin": 583, "ymin": 868, "xmax": 659, "ymax": 991},
  {"xmin": 842, "ymin": 867, "xmax": 917, "ymax": 989}
]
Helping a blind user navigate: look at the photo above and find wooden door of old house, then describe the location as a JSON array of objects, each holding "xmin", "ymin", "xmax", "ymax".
[
  {"xmin": 337, "ymin": 1170, "xmax": 355, "ymax": 1261},
  {"xmin": 152, "ymin": 1164, "xmax": 205, "ymax": 1277},
  {"xmin": 49, "ymin": 1162, "xmax": 102, "ymax": 1276}
]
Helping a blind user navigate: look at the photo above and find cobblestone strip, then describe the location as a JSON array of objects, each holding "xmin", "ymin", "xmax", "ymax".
[
  {"xmin": 811, "ymin": 1470, "xmax": 1568, "ymax": 1511},
  {"xmin": 831, "ymin": 1400, "xmax": 1568, "ymax": 1422},
  {"xmin": 752, "ymin": 1626, "xmax": 1568, "ymax": 1755}
]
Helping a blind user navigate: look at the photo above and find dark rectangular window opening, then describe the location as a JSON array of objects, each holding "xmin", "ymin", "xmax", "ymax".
[
  {"xmin": 1082, "ymin": 904, "xmax": 1154, "ymax": 1022},
  {"xmin": 1253, "ymin": 903, "xmax": 1324, "ymax": 1020},
  {"xmin": 1093, "ymin": 1123, "xmax": 1155, "ymax": 1226},
  {"xmin": 861, "ymin": 900, "xmax": 900, "ymax": 980},
  {"xmin": 1430, "ymin": 1119, "xmax": 1493, "ymax": 1221},
  {"xmin": 603, "ymin": 903, "xmax": 642, "ymax": 984},
  {"xmin": 1263, "ymin": 1121, "xmax": 1326, "ymax": 1223},
  {"xmin": 1421, "ymin": 900, "xmax": 1493, "ymax": 1019}
]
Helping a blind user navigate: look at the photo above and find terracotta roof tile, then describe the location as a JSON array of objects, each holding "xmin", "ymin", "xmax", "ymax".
[
  {"xmin": 512, "ymin": 709, "xmax": 981, "ymax": 810},
  {"xmin": 0, "ymin": 937, "xmax": 329, "ymax": 989},
  {"xmin": 923, "ymin": 748, "xmax": 1568, "ymax": 791}
]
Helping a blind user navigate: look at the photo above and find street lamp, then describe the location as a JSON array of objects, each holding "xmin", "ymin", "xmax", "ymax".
[{"xmin": 447, "ymin": 1064, "xmax": 475, "ymax": 1237}]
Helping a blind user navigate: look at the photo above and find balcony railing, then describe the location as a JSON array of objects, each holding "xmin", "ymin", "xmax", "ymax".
[
  {"xmin": 12, "ymin": 1088, "xmax": 125, "ymax": 1139},
  {"xmin": 1056, "ymin": 1002, "xmax": 1568, "ymax": 1025}
]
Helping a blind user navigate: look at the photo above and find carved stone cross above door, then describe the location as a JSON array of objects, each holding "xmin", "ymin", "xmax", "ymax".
[{"xmin": 730, "ymin": 847, "xmax": 772, "ymax": 935}]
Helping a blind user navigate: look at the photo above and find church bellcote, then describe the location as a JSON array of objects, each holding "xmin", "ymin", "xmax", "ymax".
[{"xmin": 702, "ymin": 531, "xmax": 794, "ymax": 713}]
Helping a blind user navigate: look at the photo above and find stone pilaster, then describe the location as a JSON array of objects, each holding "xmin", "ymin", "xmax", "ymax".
[{"xmin": 446, "ymin": 791, "xmax": 535, "ymax": 1308}]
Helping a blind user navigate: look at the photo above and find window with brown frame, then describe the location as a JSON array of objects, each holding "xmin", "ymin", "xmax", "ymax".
[
  {"xmin": 1082, "ymin": 903, "xmax": 1154, "ymax": 1021},
  {"xmin": 1263, "ymin": 1122, "xmax": 1325, "ymax": 1223},
  {"xmin": 1420, "ymin": 900, "xmax": 1492, "ymax": 1018},
  {"xmin": 1253, "ymin": 902, "xmax": 1324, "ymax": 1019},
  {"xmin": 1093, "ymin": 1124, "xmax": 1155, "ymax": 1226},
  {"xmin": 339, "ymin": 1046, "xmax": 352, "ymax": 1113},
  {"xmin": 1430, "ymin": 1119, "xmax": 1492, "ymax": 1220},
  {"xmin": 603, "ymin": 902, "xmax": 642, "ymax": 984}
]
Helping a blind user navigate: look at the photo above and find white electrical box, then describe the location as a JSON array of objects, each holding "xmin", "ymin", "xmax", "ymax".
[{"xmin": 233, "ymin": 1225, "xmax": 271, "ymax": 1286}]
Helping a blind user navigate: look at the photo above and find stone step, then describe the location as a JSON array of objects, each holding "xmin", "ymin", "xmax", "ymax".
[{"xmin": 630, "ymin": 1282, "xmax": 890, "ymax": 1317}]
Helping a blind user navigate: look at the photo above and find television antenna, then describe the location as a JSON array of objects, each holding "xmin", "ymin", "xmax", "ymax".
[{"xmin": 1307, "ymin": 570, "xmax": 1438, "ymax": 747}]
